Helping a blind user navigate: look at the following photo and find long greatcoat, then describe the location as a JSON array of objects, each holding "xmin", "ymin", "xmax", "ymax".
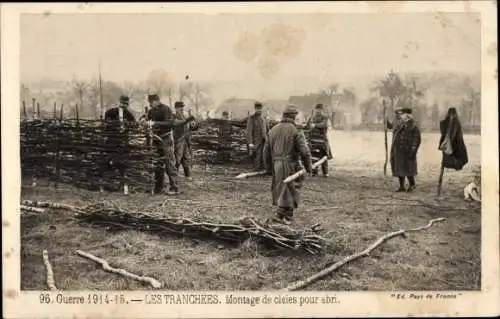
[
  {"xmin": 246, "ymin": 113, "xmax": 269, "ymax": 169},
  {"xmin": 388, "ymin": 118, "xmax": 421, "ymax": 177},
  {"xmin": 438, "ymin": 117, "xmax": 468, "ymax": 170},
  {"xmin": 263, "ymin": 118, "xmax": 312, "ymax": 210}
]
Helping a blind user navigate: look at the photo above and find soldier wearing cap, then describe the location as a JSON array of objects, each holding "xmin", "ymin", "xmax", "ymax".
[
  {"xmin": 146, "ymin": 94, "xmax": 184, "ymax": 195},
  {"xmin": 246, "ymin": 102, "xmax": 270, "ymax": 171},
  {"xmin": 263, "ymin": 104, "xmax": 312, "ymax": 224},
  {"xmin": 306, "ymin": 103, "xmax": 333, "ymax": 177},
  {"xmin": 173, "ymin": 101, "xmax": 197, "ymax": 180},
  {"xmin": 98, "ymin": 95, "xmax": 136, "ymax": 191},
  {"xmin": 386, "ymin": 107, "xmax": 421, "ymax": 192}
]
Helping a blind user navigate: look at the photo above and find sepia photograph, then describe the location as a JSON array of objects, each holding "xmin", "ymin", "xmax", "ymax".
[{"xmin": 2, "ymin": 2, "xmax": 498, "ymax": 318}]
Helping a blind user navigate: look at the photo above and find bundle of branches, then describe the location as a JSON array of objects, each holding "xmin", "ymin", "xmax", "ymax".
[
  {"xmin": 21, "ymin": 119, "xmax": 157, "ymax": 192},
  {"xmin": 73, "ymin": 202, "xmax": 326, "ymax": 254}
]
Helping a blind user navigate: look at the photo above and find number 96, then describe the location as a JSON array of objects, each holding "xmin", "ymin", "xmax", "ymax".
[{"xmin": 39, "ymin": 293, "xmax": 51, "ymax": 304}]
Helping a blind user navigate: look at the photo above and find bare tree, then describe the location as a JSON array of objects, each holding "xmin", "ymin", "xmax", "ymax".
[
  {"xmin": 71, "ymin": 78, "xmax": 88, "ymax": 109},
  {"xmin": 185, "ymin": 82, "xmax": 211, "ymax": 116}
]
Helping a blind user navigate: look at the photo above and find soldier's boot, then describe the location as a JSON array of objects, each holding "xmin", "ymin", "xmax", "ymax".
[
  {"xmin": 406, "ymin": 176, "xmax": 417, "ymax": 192},
  {"xmin": 322, "ymin": 162, "xmax": 329, "ymax": 177},
  {"xmin": 312, "ymin": 168, "xmax": 319, "ymax": 177},
  {"xmin": 183, "ymin": 164, "xmax": 192, "ymax": 181},
  {"xmin": 396, "ymin": 177, "xmax": 406, "ymax": 192},
  {"xmin": 273, "ymin": 207, "xmax": 293, "ymax": 225}
]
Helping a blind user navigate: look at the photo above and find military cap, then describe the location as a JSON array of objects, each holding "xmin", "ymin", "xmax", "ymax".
[
  {"xmin": 148, "ymin": 94, "xmax": 160, "ymax": 102},
  {"xmin": 119, "ymin": 95, "xmax": 130, "ymax": 104},
  {"xmin": 254, "ymin": 102, "xmax": 263, "ymax": 109},
  {"xmin": 283, "ymin": 104, "xmax": 299, "ymax": 115},
  {"xmin": 400, "ymin": 107, "xmax": 413, "ymax": 114},
  {"xmin": 174, "ymin": 101, "xmax": 184, "ymax": 108},
  {"xmin": 315, "ymin": 103, "xmax": 324, "ymax": 110}
]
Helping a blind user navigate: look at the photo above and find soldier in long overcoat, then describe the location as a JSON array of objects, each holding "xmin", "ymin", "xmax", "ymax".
[
  {"xmin": 246, "ymin": 102, "xmax": 269, "ymax": 171},
  {"xmin": 387, "ymin": 107, "xmax": 422, "ymax": 192},
  {"xmin": 306, "ymin": 103, "xmax": 333, "ymax": 177},
  {"xmin": 173, "ymin": 101, "xmax": 197, "ymax": 180},
  {"xmin": 263, "ymin": 104, "xmax": 312, "ymax": 224}
]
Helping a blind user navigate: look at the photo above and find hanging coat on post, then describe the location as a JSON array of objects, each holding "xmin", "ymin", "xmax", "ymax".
[
  {"xmin": 438, "ymin": 116, "xmax": 468, "ymax": 170},
  {"xmin": 388, "ymin": 118, "xmax": 421, "ymax": 177},
  {"xmin": 263, "ymin": 117, "xmax": 312, "ymax": 213}
]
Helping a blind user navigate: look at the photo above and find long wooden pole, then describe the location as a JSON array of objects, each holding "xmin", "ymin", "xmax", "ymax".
[
  {"xmin": 383, "ymin": 100, "xmax": 388, "ymax": 176},
  {"xmin": 437, "ymin": 163, "xmax": 445, "ymax": 196},
  {"xmin": 284, "ymin": 217, "xmax": 446, "ymax": 291},
  {"xmin": 22, "ymin": 101, "xmax": 27, "ymax": 119},
  {"xmin": 98, "ymin": 61, "xmax": 104, "ymax": 120},
  {"xmin": 32, "ymin": 98, "xmax": 36, "ymax": 119},
  {"xmin": 283, "ymin": 156, "xmax": 328, "ymax": 184}
]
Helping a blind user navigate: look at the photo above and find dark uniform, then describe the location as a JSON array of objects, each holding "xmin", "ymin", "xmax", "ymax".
[
  {"xmin": 263, "ymin": 104, "xmax": 312, "ymax": 224},
  {"xmin": 387, "ymin": 107, "xmax": 421, "ymax": 192},
  {"xmin": 246, "ymin": 102, "xmax": 269, "ymax": 171},
  {"xmin": 146, "ymin": 94, "xmax": 180, "ymax": 194},
  {"xmin": 99, "ymin": 95, "xmax": 136, "ymax": 188},
  {"xmin": 173, "ymin": 101, "xmax": 197, "ymax": 178},
  {"xmin": 306, "ymin": 103, "xmax": 333, "ymax": 176}
]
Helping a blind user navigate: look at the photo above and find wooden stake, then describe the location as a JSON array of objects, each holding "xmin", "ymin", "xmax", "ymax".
[
  {"xmin": 437, "ymin": 163, "xmax": 445, "ymax": 196},
  {"xmin": 383, "ymin": 100, "xmax": 388, "ymax": 176},
  {"xmin": 42, "ymin": 250, "xmax": 58, "ymax": 291},
  {"xmin": 37, "ymin": 102, "xmax": 41, "ymax": 119},
  {"xmin": 283, "ymin": 217, "xmax": 446, "ymax": 291},
  {"xmin": 32, "ymin": 98, "xmax": 36, "ymax": 119},
  {"xmin": 235, "ymin": 170, "xmax": 267, "ymax": 179},
  {"xmin": 76, "ymin": 250, "xmax": 163, "ymax": 288},
  {"xmin": 54, "ymin": 120, "xmax": 61, "ymax": 189},
  {"xmin": 59, "ymin": 104, "xmax": 64, "ymax": 120},
  {"xmin": 283, "ymin": 156, "xmax": 328, "ymax": 183},
  {"xmin": 53, "ymin": 102, "xmax": 57, "ymax": 119},
  {"xmin": 22, "ymin": 100, "xmax": 27, "ymax": 119},
  {"xmin": 75, "ymin": 103, "xmax": 80, "ymax": 124}
]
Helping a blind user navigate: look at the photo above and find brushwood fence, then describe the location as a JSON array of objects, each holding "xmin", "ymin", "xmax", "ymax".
[{"xmin": 20, "ymin": 116, "xmax": 321, "ymax": 193}]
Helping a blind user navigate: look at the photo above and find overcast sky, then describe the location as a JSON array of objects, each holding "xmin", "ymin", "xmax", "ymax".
[{"xmin": 20, "ymin": 12, "xmax": 480, "ymax": 99}]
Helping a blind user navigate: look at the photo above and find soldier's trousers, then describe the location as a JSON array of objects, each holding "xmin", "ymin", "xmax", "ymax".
[
  {"xmin": 175, "ymin": 139, "xmax": 192, "ymax": 177},
  {"xmin": 153, "ymin": 135, "xmax": 178, "ymax": 192},
  {"xmin": 312, "ymin": 148, "xmax": 328, "ymax": 176},
  {"xmin": 251, "ymin": 142, "xmax": 265, "ymax": 170}
]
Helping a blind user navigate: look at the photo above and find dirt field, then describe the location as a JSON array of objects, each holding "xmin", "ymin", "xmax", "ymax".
[{"xmin": 21, "ymin": 131, "xmax": 481, "ymax": 291}]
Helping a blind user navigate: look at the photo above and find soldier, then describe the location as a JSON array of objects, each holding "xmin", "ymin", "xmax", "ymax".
[
  {"xmin": 246, "ymin": 102, "xmax": 269, "ymax": 171},
  {"xmin": 146, "ymin": 94, "xmax": 187, "ymax": 195},
  {"xmin": 387, "ymin": 107, "xmax": 422, "ymax": 192},
  {"xmin": 263, "ymin": 104, "xmax": 313, "ymax": 225},
  {"xmin": 99, "ymin": 95, "xmax": 136, "ymax": 191},
  {"xmin": 173, "ymin": 101, "xmax": 197, "ymax": 180},
  {"xmin": 306, "ymin": 103, "xmax": 333, "ymax": 177}
]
